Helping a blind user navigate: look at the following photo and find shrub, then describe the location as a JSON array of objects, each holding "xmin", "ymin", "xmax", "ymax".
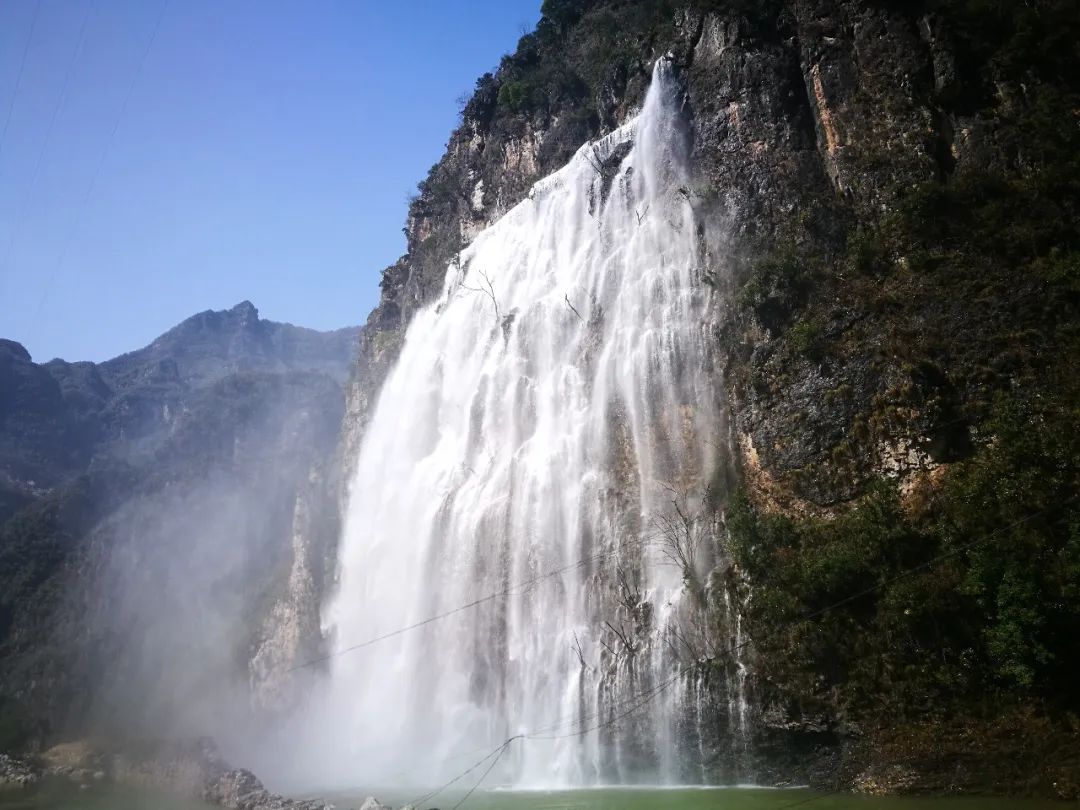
[{"xmin": 725, "ymin": 396, "xmax": 1080, "ymax": 717}]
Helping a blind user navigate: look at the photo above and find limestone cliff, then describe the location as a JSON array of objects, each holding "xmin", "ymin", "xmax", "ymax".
[{"xmin": 321, "ymin": 0, "xmax": 1079, "ymax": 796}]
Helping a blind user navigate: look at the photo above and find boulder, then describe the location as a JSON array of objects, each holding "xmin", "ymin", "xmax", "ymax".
[
  {"xmin": 41, "ymin": 739, "xmax": 105, "ymax": 772},
  {"xmin": 0, "ymin": 752, "xmax": 40, "ymax": 789},
  {"xmin": 204, "ymin": 766, "xmax": 337, "ymax": 810}
]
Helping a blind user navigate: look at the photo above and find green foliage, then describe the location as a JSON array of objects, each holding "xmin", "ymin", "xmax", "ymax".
[
  {"xmin": 890, "ymin": 171, "xmax": 1079, "ymax": 272},
  {"xmin": 725, "ymin": 71, "xmax": 1080, "ymax": 700},
  {"xmin": 540, "ymin": 0, "xmax": 588, "ymax": 30},
  {"xmin": 843, "ymin": 227, "xmax": 887, "ymax": 277},
  {"xmin": 788, "ymin": 317, "xmax": 823, "ymax": 358},
  {"xmin": 495, "ymin": 55, "xmax": 588, "ymax": 117},
  {"xmin": 727, "ymin": 397, "xmax": 1080, "ymax": 718},
  {"xmin": 497, "ymin": 80, "xmax": 531, "ymax": 113},
  {"xmin": 416, "ymin": 162, "xmax": 465, "ymax": 209},
  {"xmin": 699, "ymin": 0, "xmax": 1080, "ymax": 738},
  {"xmin": 941, "ymin": 398, "xmax": 1080, "ymax": 690},
  {"xmin": 0, "ymin": 481, "xmax": 92, "ymax": 625},
  {"xmin": 736, "ymin": 245, "xmax": 821, "ymax": 334},
  {"xmin": 460, "ymin": 73, "xmax": 498, "ymax": 126},
  {"xmin": 928, "ymin": 0, "xmax": 1080, "ymax": 99}
]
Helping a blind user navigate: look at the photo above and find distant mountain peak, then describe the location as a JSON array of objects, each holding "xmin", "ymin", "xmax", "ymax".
[
  {"xmin": 96, "ymin": 302, "xmax": 360, "ymax": 390},
  {"xmin": 230, "ymin": 300, "xmax": 259, "ymax": 322},
  {"xmin": 0, "ymin": 339, "xmax": 32, "ymax": 363},
  {"xmin": 0, "ymin": 302, "xmax": 360, "ymax": 502}
]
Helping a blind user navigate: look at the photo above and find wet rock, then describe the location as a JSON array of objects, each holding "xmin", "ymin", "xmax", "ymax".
[
  {"xmin": 206, "ymin": 767, "xmax": 339, "ymax": 809},
  {"xmin": 0, "ymin": 753, "xmax": 40, "ymax": 789},
  {"xmin": 17, "ymin": 738, "xmax": 343, "ymax": 809},
  {"xmin": 207, "ymin": 769, "xmax": 341, "ymax": 810},
  {"xmin": 105, "ymin": 737, "xmax": 225, "ymax": 798},
  {"xmin": 853, "ymin": 763, "xmax": 921, "ymax": 795},
  {"xmin": 203, "ymin": 768, "xmax": 267, "ymax": 808},
  {"xmin": 41, "ymin": 740, "xmax": 105, "ymax": 772}
]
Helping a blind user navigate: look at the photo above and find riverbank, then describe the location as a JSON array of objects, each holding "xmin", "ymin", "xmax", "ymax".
[
  {"xmin": 3, "ymin": 733, "xmax": 1077, "ymax": 808},
  {"xmin": 0, "ymin": 740, "xmax": 367, "ymax": 810},
  {"xmin": 7, "ymin": 783, "xmax": 1065, "ymax": 810}
]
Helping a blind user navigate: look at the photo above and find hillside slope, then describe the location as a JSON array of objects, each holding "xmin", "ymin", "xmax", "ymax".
[{"xmin": 0, "ymin": 304, "xmax": 358, "ymax": 750}]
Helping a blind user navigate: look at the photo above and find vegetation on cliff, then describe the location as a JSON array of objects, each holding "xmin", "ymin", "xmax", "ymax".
[
  {"xmin": 378, "ymin": 0, "xmax": 1080, "ymax": 793},
  {"xmin": 705, "ymin": 0, "xmax": 1080, "ymax": 793},
  {"xmin": 728, "ymin": 399, "xmax": 1079, "ymax": 711},
  {"xmin": 2, "ymin": 0, "xmax": 1076, "ymax": 795}
]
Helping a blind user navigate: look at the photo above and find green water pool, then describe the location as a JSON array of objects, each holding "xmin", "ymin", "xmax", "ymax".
[
  {"xmin": 321, "ymin": 786, "xmax": 1068, "ymax": 810},
  {"xmin": 0, "ymin": 783, "xmax": 1068, "ymax": 809},
  {"xmin": 0, "ymin": 782, "xmax": 214, "ymax": 808}
]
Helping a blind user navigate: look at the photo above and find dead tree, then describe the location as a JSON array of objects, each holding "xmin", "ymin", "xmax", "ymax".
[
  {"xmin": 571, "ymin": 631, "xmax": 589, "ymax": 670},
  {"xmin": 460, "ymin": 267, "xmax": 500, "ymax": 323},
  {"xmin": 583, "ymin": 146, "xmax": 605, "ymax": 177},
  {"xmin": 652, "ymin": 482, "xmax": 707, "ymax": 604},
  {"xmin": 605, "ymin": 620, "xmax": 638, "ymax": 656}
]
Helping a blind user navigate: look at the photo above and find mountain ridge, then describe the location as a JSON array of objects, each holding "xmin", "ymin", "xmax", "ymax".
[
  {"xmin": 0, "ymin": 301, "xmax": 359, "ymax": 513},
  {"xmin": 0, "ymin": 301, "xmax": 358, "ymax": 749}
]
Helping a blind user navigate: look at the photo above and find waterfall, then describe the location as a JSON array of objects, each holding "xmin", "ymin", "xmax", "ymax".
[{"xmin": 312, "ymin": 58, "xmax": 724, "ymax": 790}]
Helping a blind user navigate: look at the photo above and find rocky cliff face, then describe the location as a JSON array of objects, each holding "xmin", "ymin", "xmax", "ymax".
[
  {"xmin": 330, "ymin": 0, "xmax": 1079, "ymax": 795},
  {"xmin": 4, "ymin": 0, "xmax": 1074, "ymax": 796},
  {"xmin": 0, "ymin": 303, "xmax": 359, "ymax": 751}
]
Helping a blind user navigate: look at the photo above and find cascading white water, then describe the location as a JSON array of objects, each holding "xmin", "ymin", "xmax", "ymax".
[{"xmin": 313, "ymin": 59, "xmax": 724, "ymax": 790}]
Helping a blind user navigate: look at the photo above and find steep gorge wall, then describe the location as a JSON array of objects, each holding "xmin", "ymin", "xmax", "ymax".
[
  {"xmin": 346, "ymin": 0, "xmax": 1000, "ymax": 476},
  {"xmin": 305, "ymin": 0, "xmax": 1079, "ymax": 795}
]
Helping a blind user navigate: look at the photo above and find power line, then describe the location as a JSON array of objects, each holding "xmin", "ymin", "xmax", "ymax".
[
  {"xmin": 301, "ymin": 466, "xmax": 1072, "ymax": 805},
  {"xmin": 294, "ymin": 512, "xmax": 722, "ymax": 674},
  {"xmin": 534, "ymin": 492, "xmax": 1075, "ymax": 743},
  {"xmin": 524, "ymin": 669, "xmax": 680, "ymax": 741},
  {"xmin": 314, "ymin": 491, "xmax": 1074, "ymax": 758},
  {"xmin": 0, "ymin": 0, "xmax": 42, "ymax": 161},
  {"xmin": 448, "ymin": 740, "xmax": 513, "ymax": 810},
  {"xmin": 0, "ymin": 1, "xmax": 92, "ymax": 285},
  {"xmin": 34, "ymin": 0, "xmax": 170, "ymax": 322},
  {"xmin": 286, "ymin": 550, "xmax": 619, "ymax": 673},
  {"xmin": 403, "ymin": 737, "xmax": 520, "ymax": 810},
  {"xmin": 404, "ymin": 495, "xmax": 1075, "ymax": 808}
]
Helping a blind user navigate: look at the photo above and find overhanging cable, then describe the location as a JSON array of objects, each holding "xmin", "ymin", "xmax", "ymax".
[
  {"xmin": 34, "ymin": 0, "xmax": 170, "ymax": 322},
  {"xmin": 0, "ymin": 1, "xmax": 92, "ymax": 286},
  {"xmin": 287, "ymin": 550, "xmax": 616, "ymax": 672},
  {"xmin": 0, "ymin": 0, "xmax": 42, "ymax": 162},
  {"xmin": 403, "ymin": 495, "xmax": 1075, "ymax": 808}
]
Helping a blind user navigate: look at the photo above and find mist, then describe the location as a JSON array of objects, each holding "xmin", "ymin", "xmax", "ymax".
[
  {"xmin": 0, "ymin": 350, "xmax": 346, "ymax": 771},
  {"xmin": 79, "ymin": 368, "xmax": 340, "ymax": 748}
]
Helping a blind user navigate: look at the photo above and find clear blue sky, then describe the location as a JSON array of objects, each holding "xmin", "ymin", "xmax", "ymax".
[{"xmin": 0, "ymin": 0, "xmax": 540, "ymax": 362}]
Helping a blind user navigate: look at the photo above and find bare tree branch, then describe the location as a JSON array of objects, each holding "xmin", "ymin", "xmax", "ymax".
[
  {"xmin": 652, "ymin": 483, "xmax": 705, "ymax": 599},
  {"xmin": 571, "ymin": 631, "xmax": 588, "ymax": 670},
  {"xmin": 460, "ymin": 267, "xmax": 500, "ymax": 322},
  {"xmin": 605, "ymin": 620, "xmax": 636, "ymax": 655},
  {"xmin": 583, "ymin": 146, "xmax": 604, "ymax": 176},
  {"xmin": 564, "ymin": 294, "xmax": 583, "ymax": 321}
]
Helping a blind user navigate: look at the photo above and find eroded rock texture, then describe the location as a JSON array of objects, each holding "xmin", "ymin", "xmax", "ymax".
[{"xmin": 326, "ymin": 0, "xmax": 1078, "ymax": 795}]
